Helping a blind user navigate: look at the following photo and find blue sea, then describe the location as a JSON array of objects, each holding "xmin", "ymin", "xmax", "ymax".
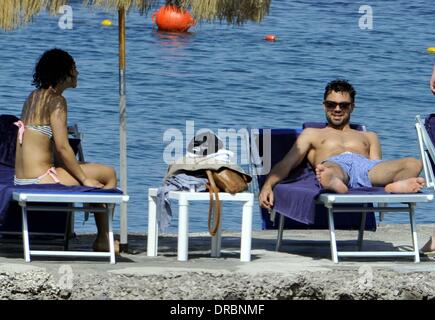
[{"xmin": 1, "ymin": 0, "xmax": 435, "ymax": 234}]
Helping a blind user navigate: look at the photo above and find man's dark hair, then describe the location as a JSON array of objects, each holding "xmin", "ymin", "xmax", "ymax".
[
  {"xmin": 32, "ymin": 48, "xmax": 76, "ymax": 89},
  {"xmin": 323, "ymin": 79, "xmax": 356, "ymax": 103}
]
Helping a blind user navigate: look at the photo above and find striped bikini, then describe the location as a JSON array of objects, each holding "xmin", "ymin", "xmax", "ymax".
[{"xmin": 13, "ymin": 120, "xmax": 60, "ymax": 185}]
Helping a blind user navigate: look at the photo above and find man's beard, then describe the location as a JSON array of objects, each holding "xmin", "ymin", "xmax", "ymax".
[{"xmin": 325, "ymin": 113, "xmax": 350, "ymax": 127}]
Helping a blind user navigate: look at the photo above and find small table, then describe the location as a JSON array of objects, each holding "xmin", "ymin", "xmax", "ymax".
[
  {"xmin": 13, "ymin": 191, "xmax": 129, "ymax": 264},
  {"xmin": 147, "ymin": 188, "xmax": 254, "ymax": 262}
]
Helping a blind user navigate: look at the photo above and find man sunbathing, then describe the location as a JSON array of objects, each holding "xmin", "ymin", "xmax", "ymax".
[{"xmin": 259, "ymin": 79, "xmax": 425, "ymax": 210}]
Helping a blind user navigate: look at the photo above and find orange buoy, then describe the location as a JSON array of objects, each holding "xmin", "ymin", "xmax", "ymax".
[
  {"xmin": 264, "ymin": 34, "xmax": 277, "ymax": 41},
  {"xmin": 152, "ymin": 5, "xmax": 196, "ymax": 32}
]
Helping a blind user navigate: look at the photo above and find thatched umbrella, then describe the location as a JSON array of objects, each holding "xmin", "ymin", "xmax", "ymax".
[{"xmin": 1, "ymin": 0, "xmax": 271, "ymax": 251}]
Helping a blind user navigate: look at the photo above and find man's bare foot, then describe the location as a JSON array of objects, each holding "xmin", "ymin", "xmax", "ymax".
[
  {"xmin": 421, "ymin": 237, "xmax": 435, "ymax": 253},
  {"xmin": 384, "ymin": 177, "xmax": 426, "ymax": 193},
  {"xmin": 93, "ymin": 237, "xmax": 120, "ymax": 255},
  {"xmin": 315, "ymin": 164, "xmax": 348, "ymax": 193}
]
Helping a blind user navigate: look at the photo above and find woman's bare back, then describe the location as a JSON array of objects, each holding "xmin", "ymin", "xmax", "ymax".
[{"xmin": 15, "ymin": 89, "xmax": 61, "ymax": 179}]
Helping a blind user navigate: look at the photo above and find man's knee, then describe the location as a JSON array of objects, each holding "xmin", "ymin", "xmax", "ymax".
[
  {"xmin": 322, "ymin": 162, "xmax": 348, "ymax": 182},
  {"xmin": 404, "ymin": 157, "xmax": 423, "ymax": 174}
]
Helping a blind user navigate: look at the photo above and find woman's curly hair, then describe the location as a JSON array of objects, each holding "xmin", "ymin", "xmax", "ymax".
[{"xmin": 32, "ymin": 48, "xmax": 76, "ymax": 89}]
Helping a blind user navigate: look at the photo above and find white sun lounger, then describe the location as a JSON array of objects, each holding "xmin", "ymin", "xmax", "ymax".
[
  {"xmin": 250, "ymin": 124, "xmax": 433, "ymax": 263},
  {"xmin": 13, "ymin": 191, "xmax": 129, "ymax": 264}
]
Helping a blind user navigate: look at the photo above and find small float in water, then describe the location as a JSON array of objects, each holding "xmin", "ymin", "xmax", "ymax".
[
  {"xmin": 264, "ymin": 34, "xmax": 277, "ymax": 42},
  {"xmin": 101, "ymin": 19, "xmax": 113, "ymax": 27},
  {"xmin": 152, "ymin": 5, "xmax": 196, "ymax": 32}
]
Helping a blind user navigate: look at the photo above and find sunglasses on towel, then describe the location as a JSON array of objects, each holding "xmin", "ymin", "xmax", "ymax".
[{"xmin": 323, "ymin": 101, "xmax": 353, "ymax": 110}]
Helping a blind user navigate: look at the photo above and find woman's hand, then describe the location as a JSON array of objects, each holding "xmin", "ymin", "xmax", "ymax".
[{"xmin": 82, "ymin": 178, "xmax": 104, "ymax": 188}]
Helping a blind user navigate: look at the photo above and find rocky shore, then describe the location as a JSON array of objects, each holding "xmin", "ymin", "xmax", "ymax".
[{"xmin": 1, "ymin": 269, "xmax": 435, "ymax": 300}]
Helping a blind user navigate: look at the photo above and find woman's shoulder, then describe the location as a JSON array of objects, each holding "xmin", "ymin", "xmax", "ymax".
[{"xmin": 26, "ymin": 89, "xmax": 38, "ymax": 101}]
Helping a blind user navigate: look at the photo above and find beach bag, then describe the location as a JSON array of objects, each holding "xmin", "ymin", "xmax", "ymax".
[
  {"xmin": 208, "ymin": 168, "xmax": 250, "ymax": 193},
  {"xmin": 205, "ymin": 168, "xmax": 249, "ymax": 236}
]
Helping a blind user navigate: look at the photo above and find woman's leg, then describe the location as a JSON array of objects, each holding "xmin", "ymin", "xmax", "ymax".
[
  {"xmin": 49, "ymin": 163, "xmax": 117, "ymax": 189},
  {"xmin": 79, "ymin": 163, "xmax": 118, "ymax": 252},
  {"xmin": 40, "ymin": 163, "xmax": 118, "ymax": 252},
  {"xmin": 421, "ymin": 230, "xmax": 435, "ymax": 253},
  {"xmin": 80, "ymin": 163, "xmax": 117, "ymax": 189}
]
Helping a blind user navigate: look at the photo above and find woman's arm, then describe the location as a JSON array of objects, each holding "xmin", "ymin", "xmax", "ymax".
[{"xmin": 50, "ymin": 97, "xmax": 102, "ymax": 187}]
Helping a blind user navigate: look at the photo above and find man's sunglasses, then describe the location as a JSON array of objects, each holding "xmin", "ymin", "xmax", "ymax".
[{"xmin": 323, "ymin": 101, "xmax": 353, "ymax": 110}]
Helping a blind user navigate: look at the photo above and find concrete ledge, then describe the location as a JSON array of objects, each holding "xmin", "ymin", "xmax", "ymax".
[{"xmin": 0, "ymin": 224, "xmax": 434, "ymax": 299}]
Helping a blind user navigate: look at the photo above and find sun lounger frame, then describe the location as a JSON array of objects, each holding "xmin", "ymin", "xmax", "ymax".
[
  {"xmin": 318, "ymin": 193, "xmax": 432, "ymax": 263},
  {"xmin": 13, "ymin": 192, "xmax": 129, "ymax": 264}
]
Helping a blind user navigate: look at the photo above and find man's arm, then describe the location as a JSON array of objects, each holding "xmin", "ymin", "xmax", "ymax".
[
  {"xmin": 258, "ymin": 129, "xmax": 314, "ymax": 209},
  {"xmin": 366, "ymin": 131, "xmax": 382, "ymax": 160}
]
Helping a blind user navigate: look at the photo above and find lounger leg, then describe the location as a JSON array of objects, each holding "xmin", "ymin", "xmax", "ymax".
[
  {"xmin": 240, "ymin": 197, "xmax": 253, "ymax": 262},
  {"xmin": 108, "ymin": 204, "xmax": 116, "ymax": 264},
  {"xmin": 276, "ymin": 213, "xmax": 284, "ymax": 252},
  {"xmin": 379, "ymin": 203, "xmax": 386, "ymax": 223},
  {"xmin": 327, "ymin": 206, "xmax": 339, "ymax": 263},
  {"xmin": 211, "ymin": 207, "xmax": 222, "ymax": 258},
  {"xmin": 64, "ymin": 210, "xmax": 72, "ymax": 251},
  {"xmin": 21, "ymin": 205, "xmax": 31, "ymax": 262},
  {"xmin": 357, "ymin": 208, "xmax": 367, "ymax": 251},
  {"xmin": 409, "ymin": 203, "xmax": 420, "ymax": 263},
  {"xmin": 177, "ymin": 197, "xmax": 189, "ymax": 261},
  {"xmin": 147, "ymin": 194, "xmax": 158, "ymax": 257}
]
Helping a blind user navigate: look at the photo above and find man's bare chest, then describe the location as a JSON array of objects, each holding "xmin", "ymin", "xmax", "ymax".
[{"xmin": 313, "ymin": 132, "xmax": 370, "ymax": 151}]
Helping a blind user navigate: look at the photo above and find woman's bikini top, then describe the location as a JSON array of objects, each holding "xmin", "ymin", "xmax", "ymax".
[{"xmin": 14, "ymin": 120, "xmax": 53, "ymax": 144}]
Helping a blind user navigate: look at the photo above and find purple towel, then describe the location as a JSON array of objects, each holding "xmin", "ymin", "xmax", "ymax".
[
  {"xmin": 273, "ymin": 167, "xmax": 320, "ymax": 225},
  {"xmin": 273, "ymin": 166, "xmax": 386, "ymax": 225}
]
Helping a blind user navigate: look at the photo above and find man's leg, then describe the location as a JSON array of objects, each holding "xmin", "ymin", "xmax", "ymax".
[
  {"xmin": 315, "ymin": 162, "xmax": 349, "ymax": 193},
  {"xmin": 368, "ymin": 157, "xmax": 425, "ymax": 193}
]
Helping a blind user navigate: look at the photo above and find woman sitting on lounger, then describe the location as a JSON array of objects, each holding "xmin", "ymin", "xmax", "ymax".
[{"xmin": 14, "ymin": 48, "xmax": 118, "ymax": 253}]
